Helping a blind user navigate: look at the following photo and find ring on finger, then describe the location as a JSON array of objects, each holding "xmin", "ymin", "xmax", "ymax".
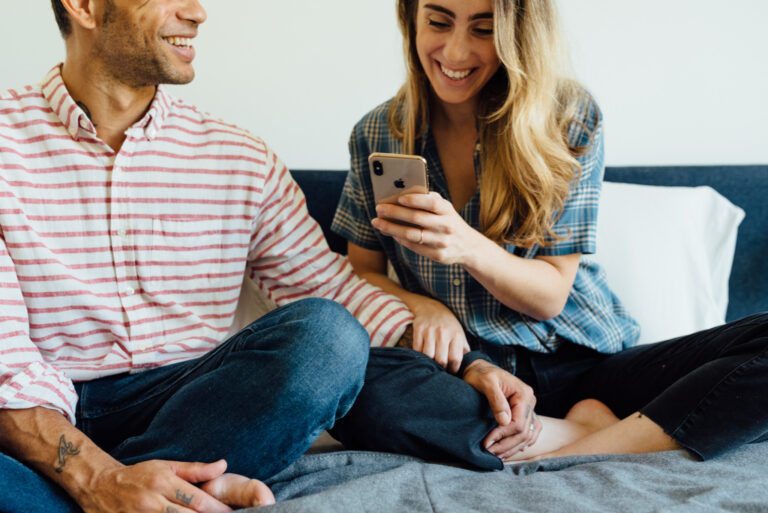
[{"xmin": 417, "ymin": 229, "xmax": 424, "ymax": 244}]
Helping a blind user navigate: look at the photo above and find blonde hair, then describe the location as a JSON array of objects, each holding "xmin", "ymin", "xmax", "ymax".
[{"xmin": 388, "ymin": 0, "xmax": 596, "ymax": 247}]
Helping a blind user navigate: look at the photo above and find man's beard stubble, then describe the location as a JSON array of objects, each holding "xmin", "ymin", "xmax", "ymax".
[{"xmin": 94, "ymin": 0, "xmax": 194, "ymax": 88}]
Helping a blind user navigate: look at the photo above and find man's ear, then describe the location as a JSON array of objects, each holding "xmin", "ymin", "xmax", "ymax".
[{"xmin": 59, "ymin": 0, "xmax": 99, "ymax": 31}]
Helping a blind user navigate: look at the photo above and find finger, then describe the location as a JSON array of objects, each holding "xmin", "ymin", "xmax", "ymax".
[
  {"xmin": 201, "ymin": 473, "xmax": 276, "ymax": 508},
  {"xmin": 397, "ymin": 192, "xmax": 448, "ymax": 214},
  {"xmin": 483, "ymin": 423, "xmax": 510, "ymax": 449},
  {"xmin": 375, "ymin": 203, "xmax": 432, "ymax": 229},
  {"xmin": 162, "ymin": 499, "xmax": 198, "ymax": 513},
  {"xmin": 487, "ymin": 431, "xmax": 530, "ymax": 457},
  {"xmin": 420, "ymin": 332, "xmax": 436, "ymax": 360},
  {"xmin": 498, "ymin": 440, "xmax": 533, "ymax": 461},
  {"xmin": 447, "ymin": 339, "xmax": 463, "ymax": 375},
  {"xmin": 481, "ymin": 379, "xmax": 512, "ymax": 427},
  {"xmin": 411, "ymin": 324, "xmax": 425, "ymax": 352},
  {"xmin": 433, "ymin": 332, "xmax": 450, "ymax": 369},
  {"xmin": 170, "ymin": 459, "xmax": 227, "ymax": 484},
  {"xmin": 168, "ymin": 478, "xmax": 232, "ymax": 513}
]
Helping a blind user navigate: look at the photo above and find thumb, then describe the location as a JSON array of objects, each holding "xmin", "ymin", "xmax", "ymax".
[
  {"xmin": 483, "ymin": 380, "xmax": 511, "ymax": 426},
  {"xmin": 171, "ymin": 459, "xmax": 228, "ymax": 483}
]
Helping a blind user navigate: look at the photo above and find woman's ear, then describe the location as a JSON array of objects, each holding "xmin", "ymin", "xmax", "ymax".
[{"xmin": 59, "ymin": 0, "xmax": 99, "ymax": 31}]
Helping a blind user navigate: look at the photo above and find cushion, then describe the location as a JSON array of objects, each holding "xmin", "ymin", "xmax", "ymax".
[{"xmin": 584, "ymin": 182, "xmax": 745, "ymax": 344}]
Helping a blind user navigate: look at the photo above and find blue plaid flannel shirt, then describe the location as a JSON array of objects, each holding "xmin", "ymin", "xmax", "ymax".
[{"xmin": 332, "ymin": 97, "xmax": 640, "ymax": 354}]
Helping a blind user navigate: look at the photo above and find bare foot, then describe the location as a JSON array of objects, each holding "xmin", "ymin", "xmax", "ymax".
[
  {"xmin": 502, "ymin": 399, "xmax": 619, "ymax": 463},
  {"xmin": 565, "ymin": 399, "xmax": 620, "ymax": 432},
  {"xmin": 530, "ymin": 410, "xmax": 682, "ymax": 461},
  {"xmin": 201, "ymin": 473, "xmax": 276, "ymax": 508}
]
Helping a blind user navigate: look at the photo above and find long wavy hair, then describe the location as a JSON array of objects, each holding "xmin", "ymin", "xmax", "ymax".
[{"xmin": 388, "ymin": 0, "xmax": 595, "ymax": 247}]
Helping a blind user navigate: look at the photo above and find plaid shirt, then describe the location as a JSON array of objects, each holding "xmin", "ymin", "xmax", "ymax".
[{"xmin": 332, "ymin": 97, "xmax": 640, "ymax": 354}]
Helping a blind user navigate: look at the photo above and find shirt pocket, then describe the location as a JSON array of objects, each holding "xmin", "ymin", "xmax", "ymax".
[{"xmin": 139, "ymin": 217, "xmax": 242, "ymax": 296}]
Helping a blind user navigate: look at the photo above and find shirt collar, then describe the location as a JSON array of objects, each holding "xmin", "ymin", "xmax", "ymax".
[{"xmin": 41, "ymin": 63, "xmax": 172, "ymax": 142}]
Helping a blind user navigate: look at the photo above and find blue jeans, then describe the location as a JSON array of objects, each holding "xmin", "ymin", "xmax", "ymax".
[
  {"xmin": 0, "ymin": 298, "xmax": 369, "ymax": 513},
  {"xmin": 332, "ymin": 313, "xmax": 768, "ymax": 467}
]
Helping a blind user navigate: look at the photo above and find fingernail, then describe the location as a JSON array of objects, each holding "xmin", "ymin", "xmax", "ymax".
[
  {"xmin": 498, "ymin": 412, "xmax": 510, "ymax": 425},
  {"xmin": 485, "ymin": 440, "xmax": 495, "ymax": 449}
]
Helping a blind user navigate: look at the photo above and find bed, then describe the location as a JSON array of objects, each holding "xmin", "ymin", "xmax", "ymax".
[
  {"xmin": 256, "ymin": 165, "xmax": 768, "ymax": 513},
  {"xmin": 2, "ymin": 165, "xmax": 767, "ymax": 512}
]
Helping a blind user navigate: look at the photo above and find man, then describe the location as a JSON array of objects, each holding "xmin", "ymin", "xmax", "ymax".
[
  {"xmin": 0, "ymin": 0, "xmax": 414, "ymax": 511},
  {"xmin": 1, "ymin": 0, "xmax": 557, "ymax": 510}
]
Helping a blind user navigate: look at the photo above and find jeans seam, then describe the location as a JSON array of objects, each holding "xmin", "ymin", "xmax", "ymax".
[{"xmin": 668, "ymin": 343, "xmax": 768, "ymax": 440}]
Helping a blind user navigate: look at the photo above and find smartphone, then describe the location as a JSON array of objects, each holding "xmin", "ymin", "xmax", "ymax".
[{"xmin": 368, "ymin": 153, "xmax": 429, "ymax": 206}]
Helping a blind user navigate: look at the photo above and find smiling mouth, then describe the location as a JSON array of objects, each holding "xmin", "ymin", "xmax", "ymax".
[
  {"xmin": 163, "ymin": 36, "xmax": 193, "ymax": 49},
  {"xmin": 439, "ymin": 63, "xmax": 474, "ymax": 81}
]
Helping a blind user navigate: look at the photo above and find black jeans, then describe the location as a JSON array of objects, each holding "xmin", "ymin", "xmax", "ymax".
[{"xmin": 331, "ymin": 313, "xmax": 768, "ymax": 469}]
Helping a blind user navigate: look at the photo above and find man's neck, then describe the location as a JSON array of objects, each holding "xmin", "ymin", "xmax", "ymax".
[{"xmin": 60, "ymin": 58, "xmax": 157, "ymax": 152}]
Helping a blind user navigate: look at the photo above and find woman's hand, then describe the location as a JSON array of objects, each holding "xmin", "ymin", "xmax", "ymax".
[
  {"xmin": 462, "ymin": 360, "xmax": 542, "ymax": 459},
  {"xmin": 403, "ymin": 296, "xmax": 470, "ymax": 374},
  {"xmin": 372, "ymin": 192, "xmax": 479, "ymax": 266}
]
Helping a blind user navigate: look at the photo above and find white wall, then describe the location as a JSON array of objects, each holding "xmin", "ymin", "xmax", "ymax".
[{"xmin": 4, "ymin": 1, "xmax": 767, "ymax": 169}]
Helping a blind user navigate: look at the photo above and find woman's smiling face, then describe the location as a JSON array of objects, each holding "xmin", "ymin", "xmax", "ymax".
[{"xmin": 414, "ymin": 0, "xmax": 502, "ymax": 110}]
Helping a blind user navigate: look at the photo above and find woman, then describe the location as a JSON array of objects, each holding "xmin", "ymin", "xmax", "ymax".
[{"xmin": 329, "ymin": 0, "xmax": 768, "ymax": 468}]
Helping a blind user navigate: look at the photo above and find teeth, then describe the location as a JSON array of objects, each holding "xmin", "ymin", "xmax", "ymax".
[
  {"xmin": 164, "ymin": 36, "xmax": 192, "ymax": 48},
  {"xmin": 440, "ymin": 64, "xmax": 472, "ymax": 80}
]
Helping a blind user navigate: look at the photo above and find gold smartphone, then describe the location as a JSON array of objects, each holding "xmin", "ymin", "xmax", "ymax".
[{"xmin": 368, "ymin": 153, "xmax": 429, "ymax": 206}]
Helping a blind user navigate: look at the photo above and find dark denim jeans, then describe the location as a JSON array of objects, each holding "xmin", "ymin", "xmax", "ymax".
[
  {"xmin": 332, "ymin": 312, "xmax": 768, "ymax": 468},
  {"xmin": 0, "ymin": 298, "xmax": 369, "ymax": 513}
]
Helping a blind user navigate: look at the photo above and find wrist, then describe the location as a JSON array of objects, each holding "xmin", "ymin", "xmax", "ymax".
[
  {"xmin": 459, "ymin": 227, "xmax": 494, "ymax": 270},
  {"xmin": 458, "ymin": 350, "xmax": 495, "ymax": 377}
]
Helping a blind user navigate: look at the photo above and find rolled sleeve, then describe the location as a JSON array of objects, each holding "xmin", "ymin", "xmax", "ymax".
[
  {"xmin": 1, "ymin": 241, "xmax": 77, "ymax": 423},
  {"xmin": 0, "ymin": 361, "xmax": 78, "ymax": 424},
  {"xmin": 538, "ymin": 97, "xmax": 605, "ymax": 256}
]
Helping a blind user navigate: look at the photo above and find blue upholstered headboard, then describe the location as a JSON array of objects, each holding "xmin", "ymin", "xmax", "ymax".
[{"xmin": 290, "ymin": 166, "xmax": 768, "ymax": 322}]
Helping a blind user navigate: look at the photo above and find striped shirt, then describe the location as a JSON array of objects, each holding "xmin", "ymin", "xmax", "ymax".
[
  {"xmin": 0, "ymin": 65, "xmax": 413, "ymax": 424},
  {"xmin": 332, "ymin": 96, "xmax": 639, "ymax": 355}
]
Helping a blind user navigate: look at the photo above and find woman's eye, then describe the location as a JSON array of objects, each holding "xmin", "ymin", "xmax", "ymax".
[
  {"xmin": 473, "ymin": 27, "xmax": 494, "ymax": 37},
  {"xmin": 428, "ymin": 19, "xmax": 450, "ymax": 29}
]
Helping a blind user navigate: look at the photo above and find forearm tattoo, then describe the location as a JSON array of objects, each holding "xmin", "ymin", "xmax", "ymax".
[
  {"xmin": 175, "ymin": 489, "xmax": 194, "ymax": 506},
  {"xmin": 54, "ymin": 434, "xmax": 80, "ymax": 473},
  {"xmin": 166, "ymin": 507, "xmax": 180, "ymax": 513},
  {"xmin": 469, "ymin": 362, "xmax": 496, "ymax": 375}
]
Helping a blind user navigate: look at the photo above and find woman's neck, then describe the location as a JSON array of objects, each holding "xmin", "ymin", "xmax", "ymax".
[{"xmin": 430, "ymin": 95, "xmax": 480, "ymax": 136}]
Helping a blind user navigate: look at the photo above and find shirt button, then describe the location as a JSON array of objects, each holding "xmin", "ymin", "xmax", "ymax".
[
  {"xmin": 79, "ymin": 118, "xmax": 89, "ymax": 129},
  {"xmin": 113, "ymin": 166, "xmax": 121, "ymax": 174},
  {"xmin": 118, "ymin": 229, "xmax": 127, "ymax": 238},
  {"xmin": 125, "ymin": 287, "xmax": 135, "ymax": 296},
  {"xmin": 137, "ymin": 343, "xmax": 149, "ymax": 351},
  {"xmin": 453, "ymin": 279, "xmax": 461, "ymax": 287}
]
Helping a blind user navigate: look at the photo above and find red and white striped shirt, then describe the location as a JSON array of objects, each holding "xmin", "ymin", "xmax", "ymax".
[{"xmin": 0, "ymin": 65, "xmax": 413, "ymax": 424}]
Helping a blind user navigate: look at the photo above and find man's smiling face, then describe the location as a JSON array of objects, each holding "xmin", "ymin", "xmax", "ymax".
[{"xmin": 93, "ymin": 0, "xmax": 207, "ymax": 87}]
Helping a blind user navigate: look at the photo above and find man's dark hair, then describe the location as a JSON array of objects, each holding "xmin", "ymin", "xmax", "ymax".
[{"xmin": 51, "ymin": 0, "xmax": 72, "ymax": 37}]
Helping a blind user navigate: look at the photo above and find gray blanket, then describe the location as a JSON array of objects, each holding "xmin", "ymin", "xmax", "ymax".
[{"xmin": 256, "ymin": 443, "xmax": 768, "ymax": 512}]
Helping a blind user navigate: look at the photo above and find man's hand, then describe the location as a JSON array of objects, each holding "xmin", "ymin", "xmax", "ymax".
[
  {"xmin": 461, "ymin": 360, "xmax": 542, "ymax": 459},
  {"xmin": 81, "ymin": 459, "xmax": 233, "ymax": 513},
  {"xmin": 0, "ymin": 408, "xmax": 258, "ymax": 513}
]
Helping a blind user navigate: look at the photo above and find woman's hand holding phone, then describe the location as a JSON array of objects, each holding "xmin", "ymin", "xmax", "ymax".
[{"xmin": 372, "ymin": 191, "xmax": 481, "ymax": 267}]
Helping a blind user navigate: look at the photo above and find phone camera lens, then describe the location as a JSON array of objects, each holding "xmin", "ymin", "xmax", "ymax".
[{"xmin": 373, "ymin": 161, "xmax": 384, "ymax": 176}]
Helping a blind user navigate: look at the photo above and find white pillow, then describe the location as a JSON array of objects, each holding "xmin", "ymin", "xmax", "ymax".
[{"xmin": 583, "ymin": 182, "xmax": 745, "ymax": 344}]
